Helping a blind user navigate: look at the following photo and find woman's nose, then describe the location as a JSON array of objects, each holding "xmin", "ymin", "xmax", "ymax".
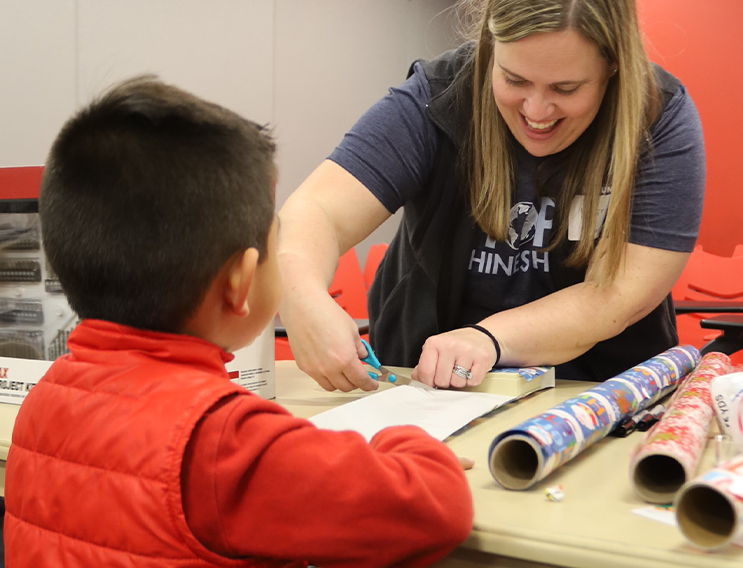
[{"xmin": 522, "ymin": 93, "xmax": 554, "ymax": 121}]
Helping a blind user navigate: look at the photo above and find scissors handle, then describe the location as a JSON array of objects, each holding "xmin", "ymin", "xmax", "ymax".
[
  {"xmin": 360, "ymin": 339, "xmax": 381, "ymax": 368},
  {"xmin": 360, "ymin": 339, "xmax": 396, "ymax": 383}
]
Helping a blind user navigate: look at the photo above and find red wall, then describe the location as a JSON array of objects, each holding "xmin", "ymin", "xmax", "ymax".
[
  {"xmin": 0, "ymin": 166, "xmax": 43, "ymax": 200},
  {"xmin": 638, "ymin": 0, "xmax": 743, "ymax": 256}
]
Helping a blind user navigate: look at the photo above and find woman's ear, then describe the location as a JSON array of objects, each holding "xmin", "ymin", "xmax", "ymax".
[{"xmin": 225, "ymin": 248, "xmax": 259, "ymax": 317}]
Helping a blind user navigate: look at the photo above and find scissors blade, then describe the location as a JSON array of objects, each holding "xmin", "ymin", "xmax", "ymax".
[
  {"xmin": 377, "ymin": 366, "xmax": 410, "ymax": 385},
  {"xmin": 377, "ymin": 366, "xmax": 435, "ymax": 391}
]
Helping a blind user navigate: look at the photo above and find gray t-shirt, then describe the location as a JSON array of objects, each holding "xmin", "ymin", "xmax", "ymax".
[{"xmin": 329, "ymin": 62, "xmax": 705, "ymax": 323}]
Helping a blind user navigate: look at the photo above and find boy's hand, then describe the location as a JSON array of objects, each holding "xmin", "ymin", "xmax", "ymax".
[{"xmin": 458, "ymin": 456, "xmax": 475, "ymax": 470}]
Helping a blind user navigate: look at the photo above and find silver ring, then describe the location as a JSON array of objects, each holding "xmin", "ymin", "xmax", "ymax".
[{"xmin": 452, "ymin": 365, "xmax": 472, "ymax": 380}]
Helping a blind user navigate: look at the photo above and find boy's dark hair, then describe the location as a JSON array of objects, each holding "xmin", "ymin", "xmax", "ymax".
[{"xmin": 39, "ymin": 76, "xmax": 276, "ymax": 333}]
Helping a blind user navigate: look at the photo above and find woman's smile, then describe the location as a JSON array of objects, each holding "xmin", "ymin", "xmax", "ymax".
[{"xmin": 521, "ymin": 115, "xmax": 563, "ymax": 138}]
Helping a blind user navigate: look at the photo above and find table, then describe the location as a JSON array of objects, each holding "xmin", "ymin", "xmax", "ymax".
[
  {"xmin": 2, "ymin": 361, "xmax": 742, "ymax": 567},
  {"xmin": 273, "ymin": 362, "xmax": 743, "ymax": 568}
]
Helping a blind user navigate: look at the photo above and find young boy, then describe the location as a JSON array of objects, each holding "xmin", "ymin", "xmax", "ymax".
[{"xmin": 4, "ymin": 77, "xmax": 473, "ymax": 567}]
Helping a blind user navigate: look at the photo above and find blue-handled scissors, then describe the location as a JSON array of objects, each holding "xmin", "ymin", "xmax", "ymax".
[{"xmin": 360, "ymin": 339, "xmax": 398, "ymax": 383}]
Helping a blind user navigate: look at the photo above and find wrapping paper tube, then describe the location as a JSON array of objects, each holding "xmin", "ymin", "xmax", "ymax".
[
  {"xmin": 630, "ymin": 352, "xmax": 732, "ymax": 504},
  {"xmin": 675, "ymin": 454, "xmax": 743, "ymax": 550},
  {"xmin": 488, "ymin": 346, "xmax": 700, "ymax": 491}
]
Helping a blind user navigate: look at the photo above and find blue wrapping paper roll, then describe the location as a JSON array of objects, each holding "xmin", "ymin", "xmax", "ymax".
[{"xmin": 488, "ymin": 345, "xmax": 700, "ymax": 490}]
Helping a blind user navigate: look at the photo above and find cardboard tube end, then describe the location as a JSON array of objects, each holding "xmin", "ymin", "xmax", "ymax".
[
  {"xmin": 632, "ymin": 454, "xmax": 687, "ymax": 504},
  {"xmin": 676, "ymin": 484, "xmax": 738, "ymax": 550},
  {"xmin": 489, "ymin": 434, "xmax": 542, "ymax": 491}
]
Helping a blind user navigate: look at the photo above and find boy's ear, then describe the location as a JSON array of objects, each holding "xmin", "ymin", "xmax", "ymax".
[{"xmin": 225, "ymin": 248, "xmax": 259, "ymax": 317}]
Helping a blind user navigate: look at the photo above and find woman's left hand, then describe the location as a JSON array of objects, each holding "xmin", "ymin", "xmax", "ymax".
[{"xmin": 411, "ymin": 327, "xmax": 499, "ymax": 388}]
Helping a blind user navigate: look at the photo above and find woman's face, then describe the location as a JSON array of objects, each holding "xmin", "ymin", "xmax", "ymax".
[{"xmin": 491, "ymin": 29, "xmax": 614, "ymax": 157}]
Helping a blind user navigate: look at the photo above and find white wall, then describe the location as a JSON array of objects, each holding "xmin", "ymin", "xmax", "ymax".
[
  {"xmin": 273, "ymin": 0, "xmax": 461, "ymax": 259},
  {"xmin": 0, "ymin": 0, "xmax": 461, "ymax": 261},
  {"xmin": 0, "ymin": 0, "xmax": 77, "ymax": 168}
]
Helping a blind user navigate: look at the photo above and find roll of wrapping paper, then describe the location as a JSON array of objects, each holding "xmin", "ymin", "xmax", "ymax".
[
  {"xmin": 488, "ymin": 345, "xmax": 700, "ymax": 491},
  {"xmin": 675, "ymin": 453, "xmax": 743, "ymax": 550},
  {"xmin": 630, "ymin": 352, "xmax": 732, "ymax": 504}
]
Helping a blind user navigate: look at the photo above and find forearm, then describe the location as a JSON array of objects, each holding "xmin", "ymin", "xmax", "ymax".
[
  {"xmin": 480, "ymin": 244, "xmax": 689, "ymax": 367},
  {"xmin": 278, "ymin": 190, "xmax": 341, "ymax": 305},
  {"xmin": 286, "ymin": 428, "xmax": 473, "ymax": 568},
  {"xmin": 482, "ymin": 280, "xmax": 647, "ymax": 366},
  {"xmin": 188, "ymin": 399, "xmax": 473, "ymax": 567}
]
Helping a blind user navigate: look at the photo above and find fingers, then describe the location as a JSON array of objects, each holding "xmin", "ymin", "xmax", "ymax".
[
  {"xmin": 448, "ymin": 361, "xmax": 470, "ymax": 389},
  {"xmin": 285, "ymin": 299, "xmax": 380, "ymax": 392},
  {"xmin": 466, "ymin": 360, "xmax": 491, "ymax": 387},
  {"xmin": 458, "ymin": 456, "xmax": 475, "ymax": 470},
  {"xmin": 434, "ymin": 350, "xmax": 457, "ymax": 389},
  {"xmin": 315, "ymin": 334, "xmax": 380, "ymax": 392},
  {"xmin": 298, "ymin": 349, "xmax": 379, "ymax": 393},
  {"xmin": 414, "ymin": 344, "xmax": 450, "ymax": 388},
  {"xmin": 356, "ymin": 336, "xmax": 369, "ymax": 360},
  {"xmin": 414, "ymin": 327, "xmax": 498, "ymax": 389},
  {"xmin": 344, "ymin": 364, "xmax": 381, "ymax": 392}
]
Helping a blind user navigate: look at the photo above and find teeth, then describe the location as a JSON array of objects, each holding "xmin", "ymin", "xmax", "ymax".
[{"xmin": 525, "ymin": 117, "xmax": 558, "ymax": 130}]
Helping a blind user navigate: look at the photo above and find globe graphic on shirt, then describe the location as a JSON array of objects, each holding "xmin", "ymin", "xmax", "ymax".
[{"xmin": 507, "ymin": 202, "xmax": 538, "ymax": 249}]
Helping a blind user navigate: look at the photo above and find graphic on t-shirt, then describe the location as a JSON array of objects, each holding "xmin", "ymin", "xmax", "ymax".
[
  {"xmin": 507, "ymin": 202, "xmax": 538, "ymax": 249},
  {"xmin": 567, "ymin": 188, "xmax": 611, "ymax": 241},
  {"xmin": 469, "ymin": 197, "xmax": 554, "ymax": 277}
]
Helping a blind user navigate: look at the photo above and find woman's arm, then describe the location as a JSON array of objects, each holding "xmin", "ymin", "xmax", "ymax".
[
  {"xmin": 278, "ymin": 64, "xmax": 437, "ymax": 392},
  {"xmin": 413, "ymin": 83, "xmax": 703, "ymax": 389},
  {"xmin": 278, "ymin": 160, "xmax": 391, "ymax": 392},
  {"xmin": 412, "ymin": 243, "xmax": 690, "ymax": 388}
]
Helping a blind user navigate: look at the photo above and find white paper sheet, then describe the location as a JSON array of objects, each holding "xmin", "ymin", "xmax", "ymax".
[
  {"xmin": 631, "ymin": 506, "xmax": 677, "ymax": 527},
  {"xmin": 309, "ymin": 383, "xmax": 513, "ymax": 441},
  {"xmin": 632, "ymin": 506, "xmax": 743, "ymax": 548}
]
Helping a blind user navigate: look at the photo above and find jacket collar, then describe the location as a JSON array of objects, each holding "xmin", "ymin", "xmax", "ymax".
[{"xmin": 66, "ymin": 319, "xmax": 234, "ymax": 374}]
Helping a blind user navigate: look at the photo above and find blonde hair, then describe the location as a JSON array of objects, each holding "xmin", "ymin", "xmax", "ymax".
[{"xmin": 458, "ymin": 0, "xmax": 658, "ymax": 284}]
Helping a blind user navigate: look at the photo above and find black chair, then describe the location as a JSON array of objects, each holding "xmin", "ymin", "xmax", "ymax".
[
  {"xmin": 672, "ymin": 245, "xmax": 743, "ymax": 359},
  {"xmin": 699, "ymin": 314, "xmax": 743, "ymax": 356}
]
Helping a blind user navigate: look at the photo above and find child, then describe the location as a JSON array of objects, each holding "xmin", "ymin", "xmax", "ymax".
[{"xmin": 4, "ymin": 77, "xmax": 473, "ymax": 567}]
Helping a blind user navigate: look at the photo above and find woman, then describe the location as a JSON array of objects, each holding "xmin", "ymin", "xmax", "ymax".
[{"xmin": 277, "ymin": 0, "xmax": 704, "ymax": 391}]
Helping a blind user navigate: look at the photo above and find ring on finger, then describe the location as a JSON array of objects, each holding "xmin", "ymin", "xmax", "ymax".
[{"xmin": 452, "ymin": 365, "xmax": 472, "ymax": 380}]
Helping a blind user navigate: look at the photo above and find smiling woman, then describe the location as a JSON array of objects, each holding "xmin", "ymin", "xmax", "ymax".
[
  {"xmin": 277, "ymin": 0, "xmax": 705, "ymax": 393},
  {"xmin": 490, "ymin": 30, "xmax": 612, "ymax": 156}
]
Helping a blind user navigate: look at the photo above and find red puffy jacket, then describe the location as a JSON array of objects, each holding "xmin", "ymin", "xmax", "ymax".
[{"xmin": 5, "ymin": 319, "xmax": 291, "ymax": 567}]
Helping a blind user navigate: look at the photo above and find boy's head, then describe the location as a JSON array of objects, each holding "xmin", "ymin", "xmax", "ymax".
[{"xmin": 39, "ymin": 76, "xmax": 279, "ymax": 345}]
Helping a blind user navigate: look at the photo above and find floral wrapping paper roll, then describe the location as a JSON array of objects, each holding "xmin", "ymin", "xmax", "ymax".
[
  {"xmin": 675, "ymin": 453, "xmax": 743, "ymax": 550},
  {"xmin": 630, "ymin": 352, "xmax": 732, "ymax": 504},
  {"xmin": 488, "ymin": 345, "xmax": 700, "ymax": 491}
]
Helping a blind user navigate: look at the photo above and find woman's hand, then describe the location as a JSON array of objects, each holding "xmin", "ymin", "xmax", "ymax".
[
  {"xmin": 411, "ymin": 326, "xmax": 499, "ymax": 389},
  {"xmin": 279, "ymin": 290, "xmax": 379, "ymax": 392}
]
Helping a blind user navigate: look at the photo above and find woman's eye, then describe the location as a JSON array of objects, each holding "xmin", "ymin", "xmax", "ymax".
[
  {"xmin": 554, "ymin": 85, "xmax": 579, "ymax": 95},
  {"xmin": 504, "ymin": 76, "xmax": 525, "ymax": 87}
]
